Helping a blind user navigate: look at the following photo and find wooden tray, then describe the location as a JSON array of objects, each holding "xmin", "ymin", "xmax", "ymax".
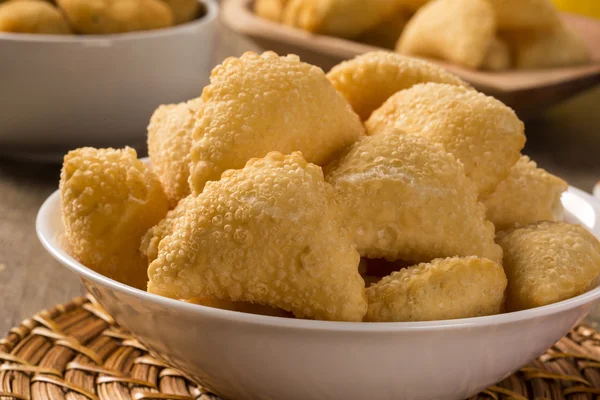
[
  {"xmin": 4, "ymin": 295, "xmax": 600, "ymax": 399},
  {"xmin": 222, "ymin": 0, "xmax": 600, "ymax": 119}
]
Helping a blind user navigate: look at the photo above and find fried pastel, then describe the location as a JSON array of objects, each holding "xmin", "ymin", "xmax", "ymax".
[
  {"xmin": 189, "ymin": 51, "xmax": 364, "ymax": 194},
  {"xmin": 497, "ymin": 222, "xmax": 600, "ymax": 311},
  {"xmin": 504, "ymin": 23, "xmax": 591, "ymax": 69},
  {"xmin": 281, "ymin": 0, "xmax": 396, "ymax": 38},
  {"xmin": 397, "ymin": 0, "xmax": 496, "ymax": 69},
  {"xmin": 183, "ymin": 297, "xmax": 293, "ymax": 317},
  {"xmin": 357, "ymin": 8, "xmax": 411, "ymax": 49},
  {"xmin": 60, "ymin": 147, "xmax": 169, "ymax": 290},
  {"xmin": 254, "ymin": 0, "xmax": 287, "ymax": 22},
  {"xmin": 161, "ymin": 0, "xmax": 201, "ymax": 24},
  {"xmin": 0, "ymin": 0, "xmax": 71, "ymax": 34},
  {"xmin": 325, "ymin": 131, "xmax": 502, "ymax": 263},
  {"xmin": 483, "ymin": 156, "xmax": 568, "ymax": 231},
  {"xmin": 481, "ymin": 37, "xmax": 511, "ymax": 71},
  {"xmin": 366, "ymin": 83, "xmax": 525, "ymax": 196},
  {"xmin": 147, "ymin": 98, "xmax": 202, "ymax": 207},
  {"xmin": 326, "ymin": 51, "xmax": 468, "ymax": 121},
  {"xmin": 140, "ymin": 194, "xmax": 195, "ymax": 263},
  {"xmin": 365, "ymin": 257, "xmax": 507, "ymax": 322},
  {"xmin": 56, "ymin": 0, "xmax": 173, "ymax": 34},
  {"xmin": 149, "ymin": 152, "xmax": 368, "ymax": 322},
  {"xmin": 486, "ymin": 0, "xmax": 560, "ymax": 30}
]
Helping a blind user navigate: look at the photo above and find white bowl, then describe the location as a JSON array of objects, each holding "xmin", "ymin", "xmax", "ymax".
[
  {"xmin": 37, "ymin": 186, "xmax": 600, "ymax": 400},
  {"xmin": 0, "ymin": 0, "xmax": 218, "ymax": 160}
]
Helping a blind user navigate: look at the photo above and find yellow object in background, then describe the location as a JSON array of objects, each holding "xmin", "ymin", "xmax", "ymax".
[{"xmin": 553, "ymin": 0, "xmax": 600, "ymax": 19}]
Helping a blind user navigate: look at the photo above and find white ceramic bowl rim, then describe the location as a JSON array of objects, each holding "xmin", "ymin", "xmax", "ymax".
[
  {"xmin": 37, "ymin": 186, "xmax": 600, "ymax": 333},
  {"xmin": 0, "ymin": 0, "xmax": 218, "ymax": 43}
]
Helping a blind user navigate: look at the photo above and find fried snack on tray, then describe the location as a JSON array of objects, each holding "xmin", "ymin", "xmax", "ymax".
[
  {"xmin": 366, "ymin": 83, "xmax": 525, "ymax": 196},
  {"xmin": 183, "ymin": 297, "xmax": 293, "ymax": 317},
  {"xmin": 365, "ymin": 256, "xmax": 507, "ymax": 322},
  {"xmin": 254, "ymin": 0, "xmax": 288, "ymax": 22},
  {"xmin": 60, "ymin": 147, "xmax": 169, "ymax": 290},
  {"xmin": 396, "ymin": 0, "xmax": 496, "ymax": 69},
  {"xmin": 161, "ymin": 0, "xmax": 200, "ymax": 24},
  {"xmin": 0, "ymin": 0, "xmax": 71, "ymax": 33},
  {"xmin": 281, "ymin": 0, "xmax": 397, "ymax": 39},
  {"xmin": 325, "ymin": 131, "xmax": 502, "ymax": 263},
  {"xmin": 486, "ymin": 0, "xmax": 560, "ymax": 30},
  {"xmin": 147, "ymin": 97, "xmax": 202, "ymax": 207},
  {"xmin": 503, "ymin": 23, "xmax": 591, "ymax": 69},
  {"xmin": 482, "ymin": 156, "xmax": 568, "ymax": 231},
  {"xmin": 481, "ymin": 37, "xmax": 511, "ymax": 71},
  {"xmin": 149, "ymin": 152, "xmax": 368, "ymax": 322},
  {"xmin": 188, "ymin": 51, "xmax": 364, "ymax": 194},
  {"xmin": 56, "ymin": 0, "xmax": 174, "ymax": 34},
  {"xmin": 326, "ymin": 51, "xmax": 468, "ymax": 121},
  {"xmin": 497, "ymin": 222, "xmax": 600, "ymax": 311},
  {"xmin": 140, "ymin": 194, "xmax": 195, "ymax": 263}
]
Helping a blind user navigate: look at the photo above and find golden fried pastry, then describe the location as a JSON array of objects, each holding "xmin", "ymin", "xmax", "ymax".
[
  {"xmin": 149, "ymin": 152, "xmax": 368, "ymax": 322},
  {"xmin": 147, "ymin": 98, "xmax": 201, "ymax": 207},
  {"xmin": 254, "ymin": 0, "xmax": 288, "ymax": 22},
  {"xmin": 161, "ymin": 0, "xmax": 200, "ymax": 24},
  {"xmin": 397, "ymin": 0, "xmax": 496, "ymax": 69},
  {"xmin": 140, "ymin": 194, "xmax": 195, "ymax": 263},
  {"xmin": 365, "ymin": 256, "xmax": 507, "ymax": 322},
  {"xmin": 482, "ymin": 156, "xmax": 568, "ymax": 231},
  {"xmin": 326, "ymin": 51, "xmax": 468, "ymax": 121},
  {"xmin": 486, "ymin": 0, "xmax": 560, "ymax": 30},
  {"xmin": 497, "ymin": 222, "xmax": 600, "ymax": 311},
  {"xmin": 60, "ymin": 147, "xmax": 169, "ymax": 290},
  {"xmin": 503, "ymin": 23, "xmax": 591, "ymax": 69},
  {"xmin": 189, "ymin": 51, "xmax": 364, "ymax": 194},
  {"xmin": 282, "ymin": 0, "xmax": 397, "ymax": 39},
  {"xmin": 0, "ymin": 0, "xmax": 71, "ymax": 34},
  {"xmin": 183, "ymin": 297, "xmax": 293, "ymax": 317},
  {"xmin": 357, "ymin": 8, "xmax": 411, "ymax": 49},
  {"xmin": 325, "ymin": 131, "xmax": 502, "ymax": 263},
  {"xmin": 56, "ymin": 0, "xmax": 174, "ymax": 34},
  {"xmin": 481, "ymin": 37, "xmax": 511, "ymax": 71},
  {"xmin": 366, "ymin": 83, "xmax": 525, "ymax": 196}
]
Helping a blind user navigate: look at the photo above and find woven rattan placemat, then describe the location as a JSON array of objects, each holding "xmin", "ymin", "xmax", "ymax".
[{"xmin": 1, "ymin": 296, "xmax": 600, "ymax": 400}]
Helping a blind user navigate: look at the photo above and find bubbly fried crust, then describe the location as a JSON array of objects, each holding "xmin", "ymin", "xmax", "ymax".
[
  {"xmin": 140, "ymin": 194, "xmax": 195, "ymax": 263},
  {"xmin": 326, "ymin": 51, "xmax": 468, "ymax": 121},
  {"xmin": 56, "ymin": 0, "xmax": 173, "ymax": 34},
  {"xmin": 281, "ymin": 0, "xmax": 397, "ymax": 38},
  {"xmin": 325, "ymin": 131, "xmax": 502, "ymax": 263},
  {"xmin": 0, "ymin": 0, "xmax": 71, "ymax": 33},
  {"xmin": 366, "ymin": 83, "xmax": 525, "ymax": 196},
  {"xmin": 183, "ymin": 297, "xmax": 293, "ymax": 317},
  {"xmin": 486, "ymin": 0, "xmax": 560, "ymax": 30},
  {"xmin": 254, "ymin": 0, "xmax": 287, "ymax": 22},
  {"xmin": 147, "ymin": 98, "xmax": 201, "ymax": 207},
  {"xmin": 503, "ymin": 23, "xmax": 591, "ymax": 69},
  {"xmin": 481, "ymin": 37, "xmax": 511, "ymax": 71},
  {"xmin": 357, "ymin": 9, "xmax": 411, "ymax": 50},
  {"xmin": 365, "ymin": 256, "xmax": 507, "ymax": 322},
  {"xmin": 482, "ymin": 156, "xmax": 568, "ymax": 231},
  {"xmin": 160, "ymin": 0, "xmax": 200, "ymax": 24},
  {"xmin": 397, "ymin": 0, "xmax": 495, "ymax": 69},
  {"xmin": 60, "ymin": 147, "xmax": 169, "ymax": 290},
  {"xmin": 497, "ymin": 222, "xmax": 600, "ymax": 311},
  {"xmin": 189, "ymin": 51, "xmax": 364, "ymax": 194},
  {"xmin": 150, "ymin": 152, "xmax": 368, "ymax": 322}
]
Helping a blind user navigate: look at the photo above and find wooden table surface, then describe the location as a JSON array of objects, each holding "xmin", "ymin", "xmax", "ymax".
[{"xmin": 1, "ymin": 25, "xmax": 600, "ymax": 336}]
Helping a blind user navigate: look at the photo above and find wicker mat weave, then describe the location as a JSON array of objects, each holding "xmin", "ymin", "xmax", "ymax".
[{"xmin": 2, "ymin": 296, "xmax": 600, "ymax": 400}]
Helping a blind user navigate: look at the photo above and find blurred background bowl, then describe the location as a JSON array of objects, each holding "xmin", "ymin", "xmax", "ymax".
[{"xmin": 0, "ymin": 0, "xmax": 218, "ymax": 161}]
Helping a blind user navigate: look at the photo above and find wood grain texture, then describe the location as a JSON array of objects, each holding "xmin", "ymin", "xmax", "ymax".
[{"xmin": 0, "ymin": 16, "xmax": 599, "ymax": 336}]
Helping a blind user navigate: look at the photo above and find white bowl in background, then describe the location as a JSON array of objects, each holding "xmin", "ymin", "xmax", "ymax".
[
  {"xmin": 0, "ymin": 0, "xmax": 218, "ymax": 160},
  {"xmin": 37, "ymin": 186, "xmax": 600, "ymax": 400}
]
